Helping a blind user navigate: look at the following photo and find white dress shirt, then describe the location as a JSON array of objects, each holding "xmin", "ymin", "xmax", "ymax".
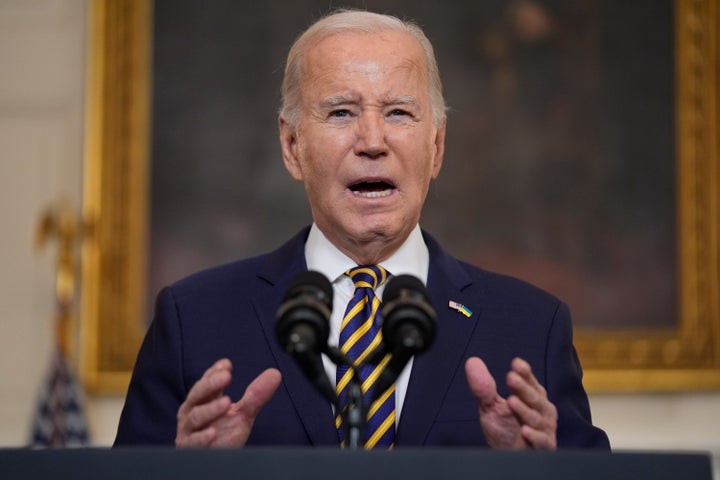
[{"xmin": 304, "ymin": 223, "xmax": 430, "ymax": 424}]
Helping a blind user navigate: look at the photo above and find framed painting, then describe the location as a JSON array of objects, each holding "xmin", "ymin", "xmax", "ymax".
[{"xmin": 79, "ymin": 0, "xmax": 719, "ymax": 393}]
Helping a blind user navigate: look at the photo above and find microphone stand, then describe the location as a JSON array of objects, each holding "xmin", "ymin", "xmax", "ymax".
[
  {"xmin": 344, "ymin": 379, "xmax": 365, "ymax": 449},
  {"xmin": 326, "ymin": 346, "xmax": 367, "ymax": 450}
]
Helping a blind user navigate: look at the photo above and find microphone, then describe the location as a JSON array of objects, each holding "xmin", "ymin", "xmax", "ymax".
[
  {"xmin": 370, "ymin": 274, "xmax": 437, "ymax": 402},
  {"xmin": 275, "ymin": 270, "xmax": 336, "ymax": 404}
]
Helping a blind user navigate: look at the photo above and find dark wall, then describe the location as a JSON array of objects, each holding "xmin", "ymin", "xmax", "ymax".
[{"xmin": 150, "ymin": 0, "xmax": 675, "ymax": 329}]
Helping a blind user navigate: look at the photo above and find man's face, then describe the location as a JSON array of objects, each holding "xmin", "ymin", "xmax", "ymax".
[{"xmin": 280, "ymin": 30, "xmax": 445, "ymax": 264}]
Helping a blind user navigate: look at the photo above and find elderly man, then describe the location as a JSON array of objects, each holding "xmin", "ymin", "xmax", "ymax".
[{"xmin": 115, "ymin": 10, "xmax": 609, "ymax": 450}]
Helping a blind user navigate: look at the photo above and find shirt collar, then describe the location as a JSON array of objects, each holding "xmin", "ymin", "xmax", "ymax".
[{"xmin": 305, "ymin": 223, "xmax": 429, "ymax": 285}]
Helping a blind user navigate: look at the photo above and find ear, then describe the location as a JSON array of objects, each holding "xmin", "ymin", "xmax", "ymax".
[
  {"xmin": 278, "ymin": 115, "xmax": 304, "ymax": 181},
  {"xmin": 430, "ymin": 115, "xmax": 446, "ymax": 179}
]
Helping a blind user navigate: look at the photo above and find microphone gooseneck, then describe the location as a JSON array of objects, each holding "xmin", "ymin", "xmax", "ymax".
[
  {"xmin": 371, "ymin": 274, "xmax": 437, "ymax": 403},
  {"xmin": 275, "ymin": 270, "xmax": 336, "ymax": 404}
]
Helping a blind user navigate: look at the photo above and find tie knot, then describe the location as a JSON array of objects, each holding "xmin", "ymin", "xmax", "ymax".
[{"xmin": 347, "ymin": 265, "xmax": 387, "ymax": 291}]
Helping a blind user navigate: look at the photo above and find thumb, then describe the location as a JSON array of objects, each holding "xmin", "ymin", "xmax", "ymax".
[
  {"xmin": 232, "ymin": 368, "xmax": 282, "ymax": 419},
  {"xmin": 465, "ymin": 357, "xmax": 499, "ymax": 410}
]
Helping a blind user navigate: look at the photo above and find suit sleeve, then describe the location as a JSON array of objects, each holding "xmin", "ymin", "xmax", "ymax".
[
  {"xmin": 545, "ymin": 302, "xmax": 610, "ymax": 449},
  {"xmin": 114, "ymin": 287, "xmax": 188, "ymax": 445}
]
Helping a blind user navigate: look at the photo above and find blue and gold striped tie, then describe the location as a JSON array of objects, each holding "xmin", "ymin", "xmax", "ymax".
[{"xmin": 336, "ymin": 265, "xmax": 395, "ymax": 449}]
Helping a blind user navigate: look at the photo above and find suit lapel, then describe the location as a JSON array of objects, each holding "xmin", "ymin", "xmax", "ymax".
[
  {"xmin": 252, "ymin": 228, "xmax": 338, "ymax": 446},
  {"xmin": 397, "ymin": 233, "xmax": 482, "ymax": 445}
]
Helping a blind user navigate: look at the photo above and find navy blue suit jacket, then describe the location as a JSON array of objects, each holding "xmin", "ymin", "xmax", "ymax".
[{"xmin": 114, "ymin": 228, "xmax": 609, "ymax": 448}]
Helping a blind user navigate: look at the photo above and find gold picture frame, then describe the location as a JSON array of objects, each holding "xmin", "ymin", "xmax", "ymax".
[
  {"xmin": 80, "ymin": 0, "xmax": 720, "ymax": 393},
  {"xmin": 80, "ymin": 0, "xmax": 150, "ymax": 393},
  {"xmin": 577, "ymin": 0, "xmax": 720, "ymax": 391}
]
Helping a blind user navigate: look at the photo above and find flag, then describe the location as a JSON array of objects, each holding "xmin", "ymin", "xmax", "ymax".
[
  {"xmin": 448, "ymin": 300, "xmax": 473, "ymax": 317},
  {"xmin": 29, "ymin": 349, "xmax": 90, "ymax": 447}
]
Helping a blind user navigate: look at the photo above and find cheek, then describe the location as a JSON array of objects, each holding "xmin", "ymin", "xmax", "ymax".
[
  {"xmin": 299, "ymin": 131, "xmax": 349, "ymax": 173},
  {"xmin": 405, "ymin": 140, "xmax": 440, "ymax": 180}
]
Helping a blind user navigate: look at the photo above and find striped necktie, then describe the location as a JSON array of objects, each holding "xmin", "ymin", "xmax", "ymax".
[{"xmin": 335, "ymin": 265, "xmax": 395, "ymax": 449}]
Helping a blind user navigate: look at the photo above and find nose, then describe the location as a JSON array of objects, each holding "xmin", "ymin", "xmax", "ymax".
[{"xmin": 354, "ymin": 112, "xmax": 388, "ymax": 159}]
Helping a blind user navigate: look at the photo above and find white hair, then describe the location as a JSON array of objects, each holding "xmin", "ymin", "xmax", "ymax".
[{"xmin": 280, "ymin": 9, "xmax": 447, "ymax": 128}]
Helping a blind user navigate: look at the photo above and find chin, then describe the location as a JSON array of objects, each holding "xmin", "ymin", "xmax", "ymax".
[{"xmin": 354, "ymin": 220, "xmax": 407, "ymax": 242}]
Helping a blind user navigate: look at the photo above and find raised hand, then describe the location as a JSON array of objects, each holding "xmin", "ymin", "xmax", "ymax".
[
  {"xmin": 465, "ymin": 356, "xmax": 557, "ymax": 449},
  {"xmin": 176, "ymin": 359, "xmax": 282, "ymax": 447}
]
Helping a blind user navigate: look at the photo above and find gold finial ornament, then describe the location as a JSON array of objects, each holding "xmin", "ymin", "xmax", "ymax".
[{"xmin": 35, "ymin": 200, "xmax": 90, "ymax": 360}]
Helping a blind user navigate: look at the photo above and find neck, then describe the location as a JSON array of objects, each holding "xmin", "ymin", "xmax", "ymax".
[{"xmin": 328, "ymin": 231, "xmax": 410, "ymax": 266}]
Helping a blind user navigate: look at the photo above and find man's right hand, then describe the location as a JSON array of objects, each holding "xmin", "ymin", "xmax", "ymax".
[{"xmin": 175, "ymin": 359, "xmax": 282, "ymax": 447}]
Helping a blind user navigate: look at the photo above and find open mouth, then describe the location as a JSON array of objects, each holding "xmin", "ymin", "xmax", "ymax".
[{"xmin": 349, "ymin": 180, "xmax": 395, "ymax": 198}]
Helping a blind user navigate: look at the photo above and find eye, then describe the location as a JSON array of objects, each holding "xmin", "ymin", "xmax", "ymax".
[
  {"xmin": 329, "ymin": 109, "xmax": 352, "ymax": 118},
  {"xmin": 386, "ymin": 108, "xmax": 414, "ymax": 123}
]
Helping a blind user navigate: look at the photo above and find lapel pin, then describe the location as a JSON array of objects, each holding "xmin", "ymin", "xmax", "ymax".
[{"xmin": 449, "ymin": 300, "xmax": 472, "ymax": 318}]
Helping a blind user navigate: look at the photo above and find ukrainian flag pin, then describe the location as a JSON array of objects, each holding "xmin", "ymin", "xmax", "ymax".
[{"xmin": 449, "ymin": 300, "xmax": 472, "ymax": 318}]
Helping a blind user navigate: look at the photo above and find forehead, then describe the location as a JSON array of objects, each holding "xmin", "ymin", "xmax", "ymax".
[{"xmin": 299, "ymin": 30, "xmax": 429, "ymax": 92}]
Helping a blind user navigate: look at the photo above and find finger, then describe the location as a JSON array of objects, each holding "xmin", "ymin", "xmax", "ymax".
[
  {"xmin": 508, "ymin": 393, "xmax": 553, "ymax": 431},
  {"xmin": 506, "ymin": 360, "xmax": 550, "ymax": 413},
  {"xmin": 232, "ymin": 368, "xmax": 282, "ymax": 419},
  {"xmin": 511, "ymin": 357, "xmax": 540, "ymax": 389},
  {"xmin": 464, "ymin": 357, "xmax": 499, "ymax": 410},
  {"xmin": 176, "ymin": 426, "xmax": 218, "ymax": 448},
  {"xmin": 182, "ymin": 359, "xmax": 233, "ymax": 412},
  {"xmin": 508, "ymin": 395, "xmax": 546, "ymax": 429},
  {"xmin": 521, "ymin": 424, "xmax": 557, "ymax": 450},
  {"xmin": 509, "ymin": 389, "xmax": 557, "ymax": 421},
  {"xmin": 179, "ymin": 395, "xmax": 232, "ymax": 433},
  {"xmin": 507, "ymin": 371, "xmax": 543, "ymax": 406}
]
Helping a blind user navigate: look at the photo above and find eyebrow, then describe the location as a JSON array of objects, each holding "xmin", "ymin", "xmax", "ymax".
[
  {"xmin": 320, "ymin": 95, "xmax": 359, "ymax": 109},
  {"xmin": 319, "ymin": 95, "xmax": 419, "ymax": 109},
  {"xmin": 386, "ymin": 95, "xmax": 418, "ymax": 107}
]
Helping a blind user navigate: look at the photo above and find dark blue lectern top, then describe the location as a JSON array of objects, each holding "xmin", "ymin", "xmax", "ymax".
[{"xmin": 0, "ymin": 448, "xmax": 713, "ymax": 480}]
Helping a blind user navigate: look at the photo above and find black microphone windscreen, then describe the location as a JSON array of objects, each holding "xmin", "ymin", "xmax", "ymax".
[
  {"xmin": 382, "ymin": 274, "xmax": 429, "ymax": 303},
  {"xmin": 370, "ymin": 274, "xmax": 436, "ymax": 403},
  {"xmin": 285, "ymin": 270, "xmax": 333, "ymax": 307},
  {"xmin": 275, "ymin": 270, "xmax": 336, "ymax": 406},
  {"xmin": 380, "ymin": 273, "xmax": 436, "ymax": 355}
]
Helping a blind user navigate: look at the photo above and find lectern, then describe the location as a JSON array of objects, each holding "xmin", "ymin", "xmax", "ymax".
[{"xmin": 0, "ymin": 448, "xmax": 712, "ymax": 480}]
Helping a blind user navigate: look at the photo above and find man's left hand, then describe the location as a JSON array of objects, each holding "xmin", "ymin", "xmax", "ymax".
[{"xmin": 465, "ymin": 356, "xmax": 557, "ymax": 449}]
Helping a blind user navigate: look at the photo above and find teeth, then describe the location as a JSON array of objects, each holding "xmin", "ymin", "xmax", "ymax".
[{"xmin": 354, "ymin": 188, "xmax": 393, "ymax": 198}]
